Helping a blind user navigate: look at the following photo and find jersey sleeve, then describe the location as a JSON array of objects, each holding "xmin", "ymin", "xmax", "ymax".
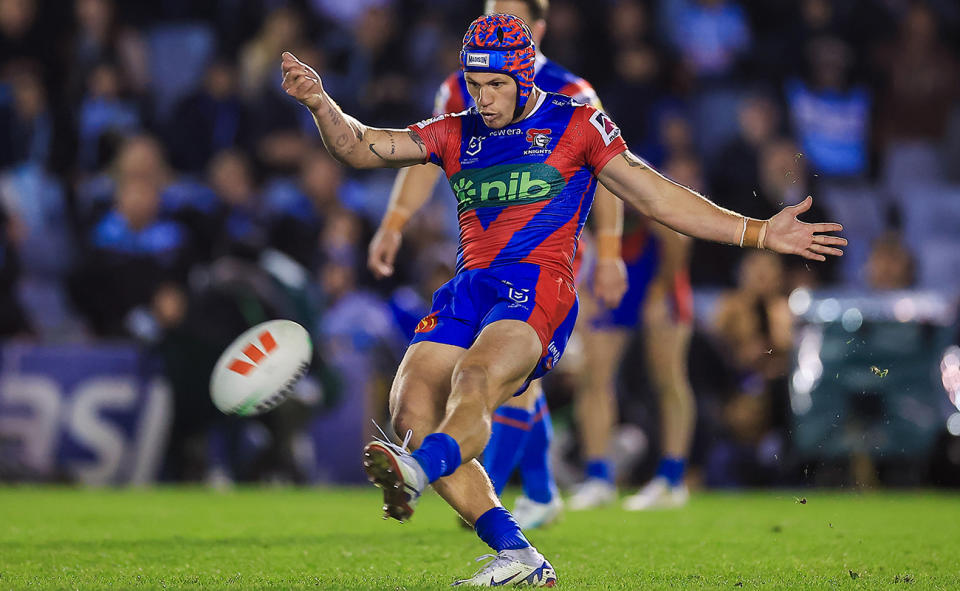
[
  {"xmin": 433, "ymin": 73, "xmax": 467, "ymax": 117},
  {"xmin": 580, "ymin": 106, "xmax": 628, "ymax": 172},
  {"xmin": 407, "ymin": 114, "xmax": 460, "ymax": 168}
]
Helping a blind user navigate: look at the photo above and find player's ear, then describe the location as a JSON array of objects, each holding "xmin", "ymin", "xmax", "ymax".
[{"xmin": 530, "ymin": 20, "xmax": 547, "ymax": 46}]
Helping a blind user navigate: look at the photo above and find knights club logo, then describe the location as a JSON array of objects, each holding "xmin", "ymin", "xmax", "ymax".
[
  {"xmin": 228, "ymin": 330, "xmax": 278, "ymax": 375},
  {"xmin": 415, "ymin": 312, "xmax": 439, "ymax": 334},
  {"xmin": 526, "ymin": 128, "xmax": 552, "ymax": 148}
]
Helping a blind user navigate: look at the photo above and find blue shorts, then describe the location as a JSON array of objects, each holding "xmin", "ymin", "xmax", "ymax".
[
  {"xmin": 589, "ymin": 235, "xmax": 660, "ymax": 330},
  {"xmin": 410, "ymin": 263, "xmax": 579, "ymax": 389}
]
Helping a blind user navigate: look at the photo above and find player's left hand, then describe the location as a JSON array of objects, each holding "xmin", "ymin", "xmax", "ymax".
[
  {"xmin": 764, "ymin": 196, "xmax": 846, "ymax": 261},
  {"xmin": 592, "ymin": 258, "xmax": 628, "ymax": 308}
]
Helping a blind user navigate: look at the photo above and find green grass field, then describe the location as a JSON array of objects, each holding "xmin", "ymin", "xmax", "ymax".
[{"xmin": 0, "ymin": 487, "xmax": 957, "ymax": 590}]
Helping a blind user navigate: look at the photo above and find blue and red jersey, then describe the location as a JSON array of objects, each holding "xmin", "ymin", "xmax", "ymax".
[{"xmin": 408, "ymin": 93, "xmax": 627, "ymax": 285}]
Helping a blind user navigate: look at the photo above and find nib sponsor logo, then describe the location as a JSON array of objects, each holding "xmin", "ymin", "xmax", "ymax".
[
  {"xmin": 227, "ymin": 330, "xmax": 278, "ymax": 376},
  {"xmin": 449, "ymin": 164, "xmax": 563, "ymax": 211}
]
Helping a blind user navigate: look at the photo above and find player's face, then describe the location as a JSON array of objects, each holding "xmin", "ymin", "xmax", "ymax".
[{"xmin": 464, "ymin": 72, "xmax": 517, "ymax": 129}]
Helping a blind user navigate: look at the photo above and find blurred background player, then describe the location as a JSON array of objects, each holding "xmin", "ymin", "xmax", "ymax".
[
  {"xmin": 568, "ymin": 155, "xmax": 697, "ymax": 510},
  {"xmin": 366, "ymin": 0, "xmax": 628, "ymax": 529}
]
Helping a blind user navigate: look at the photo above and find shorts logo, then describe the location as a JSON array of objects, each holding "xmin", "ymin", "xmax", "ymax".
[
  {"xmin": 508, "ymin": 287, "xmax": 530, "ymax": 304},
  {"xmin": 526, "ymin": 128, "xmax": 551, "ymax": 148},
  {"xmin": 415, "ymin": 312, "xmax": 439, "ymax": 334},
  {"xmin": 465, "ymin": 53, "xmax": 490, "ymax": 67},
  {"xmin": 589, "ymin": 110, "xmax": 621, "ymax": 146},
  {"xmin": 466, "ymin": 136, "xmax": 484, "ymax": 156}
]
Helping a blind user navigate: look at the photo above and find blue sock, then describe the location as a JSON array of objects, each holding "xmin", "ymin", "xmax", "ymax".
[
  {"xmin": 586, "ymin": 458, "xmax": 613, "ymax": 483},
  {"xmin": 412, "ymin": 433, "xmax": 461, "ymax": 484},
  {"xmin": 483, "ymin": 406, "xmax": 534, "ymax": 495},
  {"xmin": 520, "ymin": 394, "xmax": 556, "ymax": 504},
  {"xmin": 655, "ymin": 456, "xmax": 687, "ymax": 487},
  {"xmin": 474, "ymin": 507, "xmax": 530, "ymax": 551}
]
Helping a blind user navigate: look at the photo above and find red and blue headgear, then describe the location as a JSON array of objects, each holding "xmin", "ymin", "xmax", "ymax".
[{"xmin": 460, "ymin": 14, "xmax": 536, "ymax": 120}]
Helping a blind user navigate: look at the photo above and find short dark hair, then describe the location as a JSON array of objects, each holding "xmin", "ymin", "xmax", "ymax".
[{"xmin": 487, "ymin": 0, "xmax": 549, "ymax": 22}]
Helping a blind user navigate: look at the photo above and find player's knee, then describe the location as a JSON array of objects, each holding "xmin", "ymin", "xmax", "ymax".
[
  {"xmin": 452, "ymin": 363, "xmax": 490, "ymax": 397},
  {"xmin": 390, "ymin": 397, "xmax": 438, "ymax": 446}
]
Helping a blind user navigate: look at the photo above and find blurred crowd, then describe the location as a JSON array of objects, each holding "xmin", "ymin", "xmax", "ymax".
[{"xmin": 1, "ymin": 0, "xmax": 959, "ymax": 485}]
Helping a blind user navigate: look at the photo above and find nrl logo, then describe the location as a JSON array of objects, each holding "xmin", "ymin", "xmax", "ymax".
[
  {"xmin": 466, "ymin": 136, "xmax": 484, "ymax": 156},
  {"xmin": 526, "ymin": 128, "xmax": 551, "ymax": 149}
]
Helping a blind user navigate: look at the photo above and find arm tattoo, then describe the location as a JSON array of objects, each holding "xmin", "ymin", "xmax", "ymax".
[
  {"xmin": 407, "ymin": 130, "xmax": 426, "ymax": 155},
  {"xmin": 621, "ymin": 151, "xmax": 648, "ymax": 169},
  {"xmin": 368, "ymin": 144, "xmax": 387, "ymax": 161}
]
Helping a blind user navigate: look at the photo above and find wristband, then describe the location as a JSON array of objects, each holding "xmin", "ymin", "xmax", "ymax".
[
  {"xmin": 382, "ymin": 208, "xmax": 410, "ymax": 233},
  {"xmin": 740, "ymin": 218, "xmax": 767, "ymax": 249},
  {"xmin": 596, "ymin": 231, "xmax": 621, "ymax": 261}
]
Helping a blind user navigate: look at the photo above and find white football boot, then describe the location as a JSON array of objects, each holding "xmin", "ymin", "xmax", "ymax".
[
  {"xmin": 567, "ymin": 478, "xmax": 616, "ymax": 510},
  {"xmin": 453, "ymin": 548, "xmax": 557, "ymax": 587},
  {"xmin": 362, "ymin": 426, "xmax": 427, "ymax": 522},
  {"xmin": 622, "ymin": 477, "xmax": 689, "ymax": 511},
  {"xmin": 513, "ymin": 495, "xmax": 563, "ymax": 530}
]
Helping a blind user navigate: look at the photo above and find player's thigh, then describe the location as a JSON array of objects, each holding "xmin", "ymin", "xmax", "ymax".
[
  {"xmin": 453, "ymin": 319, "xmax": 542, "ymax": 409},
  {"xmin": 502, "ymin": 378, "xmax": 542, "ymax": 411},
  {"xmin": 391, "ymin": 341, "xmax": 466, "ymax": 441}
]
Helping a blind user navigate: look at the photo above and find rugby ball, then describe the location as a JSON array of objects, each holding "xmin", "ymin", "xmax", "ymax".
[{"xmin": 210, "ymin": 319, "xmax": 312, "ymax": 416}]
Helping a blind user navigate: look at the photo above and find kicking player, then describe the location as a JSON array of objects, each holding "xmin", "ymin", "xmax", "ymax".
[
  {"xmin": 366, "ymin": 0, "xmax": 627, "ymax": 530},
  {"xmin": 281, "ymin": 14, "xmax": 845, "ymax": 586}
]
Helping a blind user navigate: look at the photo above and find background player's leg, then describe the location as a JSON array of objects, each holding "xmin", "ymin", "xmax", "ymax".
[
  {"xmin": 624, "ymin": 295, "xmax": 695, "ymax": 510},
  {"xmin": 514, "ymin": 380, "xmax": 563, "ymax": 528},
  {"xmin": 483, "ymin": 381, "xmax": 538, "ymax": 496},
  {"xmin": 570, "ymin": 290, "xmax": 630, "ymax": 509}
]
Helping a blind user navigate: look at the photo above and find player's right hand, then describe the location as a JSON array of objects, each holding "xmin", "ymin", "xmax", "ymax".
[
  {"xmin": 368, "ymin": 227, "xmax": 402, "ymax": 279},
  {"xmin": 281, "ymin": 51, "xmax": 325, "ymax": 111}
]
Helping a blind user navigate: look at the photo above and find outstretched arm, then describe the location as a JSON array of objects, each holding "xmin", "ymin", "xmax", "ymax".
[
  {"xmin": 598, "ymin": 151, "xmax": 846, "ymax": 261},
  {"xmin": 281, "ymin": 52, "xmax": 427, "ymax": 169}
]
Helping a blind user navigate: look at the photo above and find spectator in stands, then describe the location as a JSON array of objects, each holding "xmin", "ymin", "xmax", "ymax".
[
  {"xmin": 77, "ymin": 61, "xmax": 140, "ymax": 170},
  {"xmin": 876, "ymin": 3, "xmax": 958, "ymax": 147},
  {"xmin": 865, "ymin": 231, "xmax": 915, "ymax": 291},
  {"xmin": 663, "ymin": 0, "xmax": 751, "ymax": 81},
  {"xmin": 709, "ymin": 93, "xmax": 780, "ymax": 211},
  {"xmin": 165, "ymin": 59, "xmax": 247, "ymax": 174},
  {"xmin": 70, "ymin": 176, "xmax": 192, "ymax": 337},
  {"xmin": 0, "ymin": 65, "xmax": 52, "ymax": 168},
  {"xmin": 0, "ymin": 201, "xmax": 31, "ymax": 336},
  {"xmin": 601, "ymin": 43, "xmax": 663, "ymax": 148},
  {"xmin": 785, "ymin": 36, "xmax": 870, "ymax": 178},
  {"xmin": 264, "ymin": 149, "xmax": 344, "ymax": 272},
  {"xmin": 239, "ymin": 6, "xmax": 304, "ymax": 99},
  {"xmin": 68, "ymin": 0, "xmax": 149, "ymax": 103},
  {"xmin": 207, "ymin": 149, "xmax": 266, "ymax": 261},
  {"xmin": 708, "ymin": 251, "xmax": 792, "ymax": 486}
]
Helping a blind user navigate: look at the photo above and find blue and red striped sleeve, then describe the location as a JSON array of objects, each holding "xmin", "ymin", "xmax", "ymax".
[
  {"xmin": 578, "ymin": 106, "xmax": 628, "ymax": 173},
  {"xmin": 407, "ymin": 114, "xmax": 462, "ymax": 173}
]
